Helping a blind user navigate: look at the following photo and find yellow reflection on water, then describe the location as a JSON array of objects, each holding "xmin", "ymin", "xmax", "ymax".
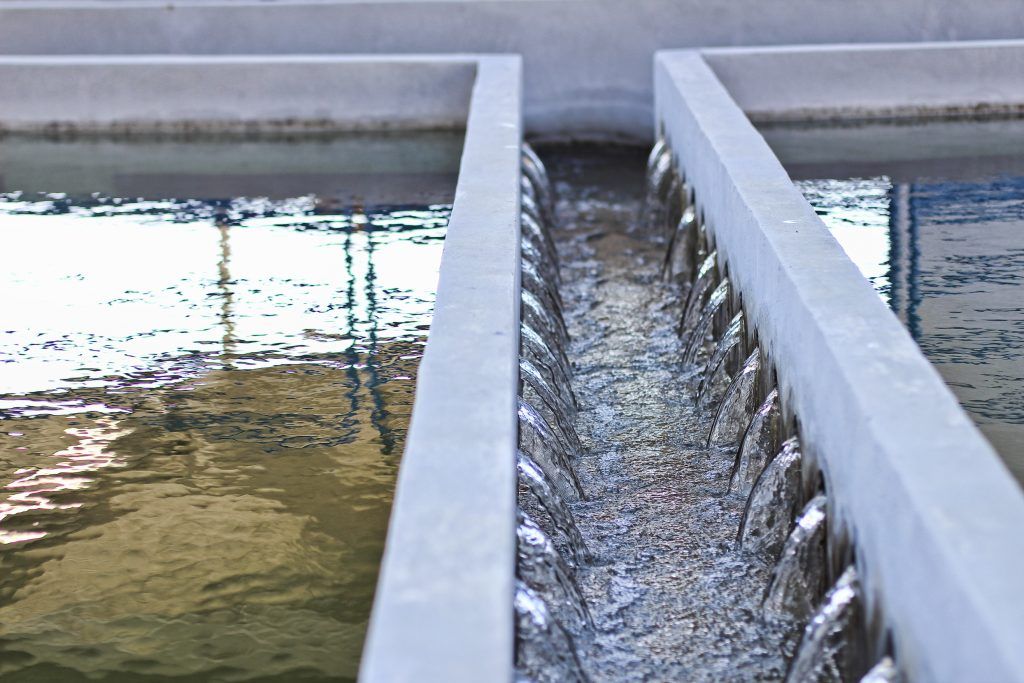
[{"xmin": 0, "ymin": 189, "xmax": 447, "ymax": 681}]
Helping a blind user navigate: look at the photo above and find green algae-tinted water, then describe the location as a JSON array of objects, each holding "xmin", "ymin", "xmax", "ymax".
[
  {"xmin": 763, "ymin": 119, "xmax": 1024, "ymax": 485},
  {"xmin": 0, "ymin": 132, "xmax": 461, "ymax": 681}
]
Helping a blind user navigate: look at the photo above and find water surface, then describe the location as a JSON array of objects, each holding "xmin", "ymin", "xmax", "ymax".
[
  {"xmin": 763, "ymin": 120, "xmax": 1024, "ymax": 484},
  {"xmin": 0, "ymin": 132, "xmax": 459, "ymax": 681}
]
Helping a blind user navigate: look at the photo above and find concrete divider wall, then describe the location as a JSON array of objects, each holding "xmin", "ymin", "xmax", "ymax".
[
  {"xmin": 655, "ymin": 46, "xmax": 1024, "ymax": 682},
  {"xmin": 3, "ymin": 0, "xmax": 1024, "ymax": 138},
  {"xmin": 702, "ymin": 40, "xmax": 1024, "ymax": 122},
  {"xmin": 360, "ymin": 55, "xmax": 522, "ymax": 683},
  {"xmin": 0, "ymin": 55, "xmax": 476, "ymax": 131}
]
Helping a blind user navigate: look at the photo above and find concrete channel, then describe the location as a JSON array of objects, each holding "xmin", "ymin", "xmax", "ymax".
[
  {"xmin": 654, "ymin": 41, "xmax": 1024, "ymax": 682},
  {"xmin": 1, "ymin": 36, "xmax": 1023, "ymax": 683}
]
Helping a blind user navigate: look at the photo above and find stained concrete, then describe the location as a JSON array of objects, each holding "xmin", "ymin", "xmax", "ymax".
[{"xmin": 3, "ymin": 1, "xmax": 1024, "ymax": 138}]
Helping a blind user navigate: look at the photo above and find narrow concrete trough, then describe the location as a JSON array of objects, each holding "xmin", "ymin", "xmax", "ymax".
[
  {"xmin": 0, "ymin": 54, "xmax": 523, "ymax": 682},
  {"xmin": 655, "ymin": 41, "xmax": 1024, "ymax": 682}
]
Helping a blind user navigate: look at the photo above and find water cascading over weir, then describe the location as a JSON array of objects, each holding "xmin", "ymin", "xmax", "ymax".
[{"xmin": 512, "ymin": 141, "xmax": 906, "ymax": 682}]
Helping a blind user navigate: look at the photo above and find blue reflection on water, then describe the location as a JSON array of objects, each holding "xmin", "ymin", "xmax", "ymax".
[{"xmin": 800, "ymin": 173, "xmax": 1024, "ymax": 483}]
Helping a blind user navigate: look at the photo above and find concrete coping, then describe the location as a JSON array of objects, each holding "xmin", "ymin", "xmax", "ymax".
[
  {"xmin": 655, "ymin": 43, "xmax": 1024, "ymax": 682},
  {"xmin": 0, "ymin": 54, "xmax": 523, "ymax": 682},
  {"xmin": 0, "ymin": 55, "xmax": 479, "ymax": 132},
  {"xmin": 359, "ymin": 55, "xmax": 522, "ymax": 682}
]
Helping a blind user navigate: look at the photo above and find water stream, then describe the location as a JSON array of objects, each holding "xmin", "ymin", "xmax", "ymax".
[
  {"xmin": 515, "ymin": 144, "xmax": 802, "ymax": 681},
  {"xmin": 515, "ymin": 142, "xmax": 895, "ymax": 681}
]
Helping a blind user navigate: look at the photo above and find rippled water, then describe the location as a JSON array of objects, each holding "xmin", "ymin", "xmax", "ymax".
[
  {"xmin": 0, "ymin": 134, "xmax": 456, "ymax": 681},
  {"xmin": 764, "ymin": 120, "xmax": 1024, "ymax": 485}
]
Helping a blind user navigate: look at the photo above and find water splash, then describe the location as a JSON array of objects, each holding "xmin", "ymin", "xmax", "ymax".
[
  {"xmin": 679, "ymin": 251, "xmax": 719, "ymax": 335},
  {"xmin": 521, "ymin": 324, "xmax": 576, "ymax": 409},
  {"xmin": 522, "ymin": 289, "xmax": 569, "ymax": 352},
  {"xmin": 522, "ymin": 142, "xmax": 556, "ymax": 222},
  {"xmin": 738, "ymin": 436, "xmax": 802, "ymax": 561},
  {"xmin": 639, "ymin": 142, "xmax": 673, "ymax": 236},
  {"xmin": 522, "ymin": 214, "xmax": 562, "ymax": 288},
  {"xmin": 860, "ymin": 656, "xmax": 903, "ymax": 683},
  {"xmin": 663, "ymin": 205, "xmax": 698, "ymax": 284},
  {"xmin": 765, "ymin": 494, "xmax": 828, "ymax": 621},
  {"xmin": 522, "ymin": 165, "xmax": 557, "ymax": 231},
  {"xmin": 785, "ymin": 566, "xmax": 866, "ymax": 683},
  {"xmin": 522, "ymin": 259, "xmax": 566, "ymax": 332},
  {"xmin": 707, "ymin": 350, "xmax": 760, "ymax": 447},
  {"xmin": 697, "ymin": 311, "xmax": 745, "ymax": 404},
  {"xmin": 519, "ymin": 399, "xmax": 584, "ymax": 500},
  {"xmin": 518, "ymin": 451, "xmax": 591, "ymax": 566},
  {"xmin": 520, "ymin": 359, "xmax": 581, "ymax": 455},
  {"xmin": 522, "ymin": 209, "xmax": 561, "ymax": 273},
  {"xmin": 517, "ymin": 509, "xmax": 593, "ymax": 632},
  {"xmin": 515, "ymin": 581, "xmax": 590, "ymax": 683},
  {"xmin": 682, "ymin": 279, "xmax": 731, "ymax": 365},
  {"xmin": 730, "ymin": 389, "xmax": 781, "ymax": 496}
]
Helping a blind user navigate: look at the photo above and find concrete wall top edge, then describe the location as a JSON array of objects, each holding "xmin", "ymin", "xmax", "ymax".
[
  {"xmin": 654, "ymin": 47, "xmax": 1024, "ymax": 682},
  {"xmin": 6, "ymin": 0, "xmax": 1024, "ymax": 139},
  {"xmin": 695, "ymin": 40, "xmax": 1024, "ymax": 120},
  {"xmin": 0, "ymin": 55, "xmax": 490, "ymax": 131},
  {"xmin": 359, "ymin": 55, "xmax": 522, "ymax": 683}
]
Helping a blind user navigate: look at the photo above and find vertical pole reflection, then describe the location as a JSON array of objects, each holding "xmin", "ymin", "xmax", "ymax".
[
  {"xmin": 342, "ymin": 215, "xmax": 363, "ymax": 435},
  {"xmin": 216, "ymin": 216, "xmax": 237, "ymax": 367},
  {"xmin": 888, "ymin": 182, "xmax": 922, "ymax": 339},
  {"xmin": 361, "ymin": 211, "xmax": 396, "ymax": 455}
]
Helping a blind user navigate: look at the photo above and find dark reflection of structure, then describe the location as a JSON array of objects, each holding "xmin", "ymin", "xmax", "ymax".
[
  {"xmin": 361, "ymin": 213, "xmax": 398, "ymax": 455},
  {"xmin": 216, "ymin": 215, "xmax": 238, "ymax": 365},
  {"xmin": 887, "ymin": 183, "xmax": 922, "ymax": 340},
  {"xmin": 342, "ymin": 205, "xmax": 397, "ymax": 456}
]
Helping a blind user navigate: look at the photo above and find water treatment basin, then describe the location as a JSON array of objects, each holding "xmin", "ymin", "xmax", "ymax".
[
  {"xmin": 762, "ymin": 118, "xmax": 1024, "ymax": 484},
  {"xmin": 0, "ymin": 131, "xmax": 460, "ymax": 681}
]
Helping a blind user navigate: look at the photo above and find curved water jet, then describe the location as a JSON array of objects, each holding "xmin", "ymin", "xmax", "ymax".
[
  {"xmin": 518, "ymin": 451, "xmax": 591, "ymax": 565},
  {"xmin": 517, "ymin": 511, "xmax": 593, "ymax": 634},
  {"xmin": 663, "ymin": 204, "xmax": 698, "ymax": 284},
  {"xmin": 521, "ymin": 202, "xmax": 560, "ymax": 268},
  {"xmin": 697, "ymin": 310, "xmax": 744, "ymax": 404},
  {"xmin": 765, "ymin": 494, "xmax": 828, "ymax": 621},
  {"xmin": 519, "ymin": 399, "xmax": 584, "ymax": 500},
  {"xmin": 522, "ymin": 289, "xmax": 568, "ymax": 350},
  {"xmin": 679, "ymin": 251, "xmax": 718, "ymax": 335},
  {"xmin": 730, "ymin": 389, "xmax": 781, "ymax": 496},
  {"xmin": 785, "ymin": 565, "xmax": 867, "ymax": 683},
  {"xmin": 707, "ymin": 350, "xmax": 760, "ymax": 447},
  {"xmin": 520, "ymin": 358, "xmax": 580, "ymax": 447},
  {"xmin": 683, "ymin": 279, "xmax": 731, "ymax": 366},
  {"xmin": 737, "ymin": 435, "xmax": 802, "ymax": 561},
  {"xmin": 514, "ymin": 581, "xmax": 590, "ymax": 683},
  {"xmin": 521, "ymin": 325, "xmax": 575, "ymax": 408}
]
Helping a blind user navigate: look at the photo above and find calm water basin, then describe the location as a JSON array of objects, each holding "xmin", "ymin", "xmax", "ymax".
[
  {"xmin": 0, "ymin": 132, "xmax": 461, "ymax": 681},
  {"xmin": 763, "ymin": 119, "xmax": 1024, "ymax": 485}
]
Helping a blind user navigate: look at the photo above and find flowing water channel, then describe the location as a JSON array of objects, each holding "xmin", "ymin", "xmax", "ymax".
[
  {"xmin": 517, "ymin": 144, "xmax": 801, "ymax": 682},
  {"xmin": 0, "ymin": 132, "xmax": 460, "ymax": 681},
  {"xmin": 762, "ymin": 119, "xmax": 1024, "ymax": 484},
  {"xmin": 515, "ymin": 142, "xmax": 902, "ymax": 682}
]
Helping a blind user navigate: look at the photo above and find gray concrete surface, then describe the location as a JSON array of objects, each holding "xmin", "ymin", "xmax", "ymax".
[
  {"xmin": 3, "ymin": 0, "xmax": 1024, "ymax": 138},
  {"xmin": 655, "ymin": 45, "xmax": 1024, "ymax": 682},
  {"xmin": 0, "ymin": 55, "xmax": 475, "ymax": 131},
  {"xmin": 703, "ymin": 40, "xmax": 1024, "ymax": 122},
  {"xmin": 359, "ymin": 55, "xmax": 522, "ymax": 683}
]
